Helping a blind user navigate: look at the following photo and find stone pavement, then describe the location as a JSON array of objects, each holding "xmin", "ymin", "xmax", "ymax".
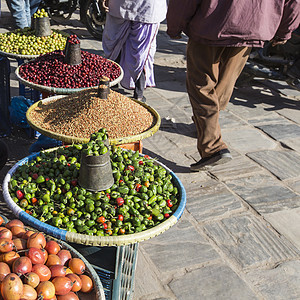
[{"xmin": 1, "ymin": 3, "xmax": 300, "ymax": 299}]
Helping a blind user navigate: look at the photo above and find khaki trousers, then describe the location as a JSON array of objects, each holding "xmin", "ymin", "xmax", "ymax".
[{"xmin": 186, "ymin": 40, "xmax": 251, "ymax": 158}]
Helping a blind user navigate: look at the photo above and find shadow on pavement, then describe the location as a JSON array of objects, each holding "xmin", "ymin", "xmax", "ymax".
[
  {"xmin": 233, "ymin": 83, "xmax": 300, "ymax": 111},
  {"xmin": 160, "ymin": 122, "xmax": 197, "ymax": 139},
  {"xmin": 142, "ymin": 148, "xmax": 191, "ymax": 174}
]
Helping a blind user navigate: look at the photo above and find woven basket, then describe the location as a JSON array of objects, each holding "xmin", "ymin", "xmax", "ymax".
[
  {"xmin": 0, "ymin": 50, "xmax": 39, "ymax": 60},
  {"xmin": 26, "ymin": 94, "xmax": 161, "ymax": 145},
  {"xmin": 0, "ymin": 30, "xmax": 69, "ymax": 60},
  {"xmin": 15, "ymin": 60, "xmax": 123, "ymax": 94},
  {"xmin": 2, "ymin": 150, "xmax": 186, "ymax": 246},
  {"xmin": 0, "ymin": 215, "xmax": 106, "ymax": 300}
]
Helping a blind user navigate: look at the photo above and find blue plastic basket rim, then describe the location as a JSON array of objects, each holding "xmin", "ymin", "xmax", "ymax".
[{"xmin": 3, "ymin": 148, "xmax": 186, "ymax": 243}]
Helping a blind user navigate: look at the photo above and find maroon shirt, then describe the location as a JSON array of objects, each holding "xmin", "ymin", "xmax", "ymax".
[{"xmin": 167, "ymin": 0, "xmax": 300, "ymax": 47}]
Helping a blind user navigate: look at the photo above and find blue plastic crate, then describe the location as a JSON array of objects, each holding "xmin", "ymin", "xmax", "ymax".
[
  {"xmin": 69, "ymin": 243, "xmax": 138, "ymax": 300},
  {"xmin": 0, "ymin": 55, "xmax": 11, "ymax": 137}
]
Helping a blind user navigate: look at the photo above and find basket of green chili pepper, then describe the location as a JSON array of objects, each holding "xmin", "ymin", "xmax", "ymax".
[{"xmin": 2, "ymin": 142, "xmax": 186, "ymax": 246}]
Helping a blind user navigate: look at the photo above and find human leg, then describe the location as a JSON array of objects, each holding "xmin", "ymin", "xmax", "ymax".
[
  {"xmin": 120, "ymin": 22, "xmax": 158, "ymax": 93},
  {"xmin": 186, "ymin": 40, "xmax": 250, "ymax": 170},
  {"xmin": 133, "ymin": 70, "xmax": 146, "ymax": 101},
  {"xmin": 30, "ymin": 0, "xmax": 42, "ymax": 16},
  {"xmin": 186, "ymin": 40, "xmax": 227, "ymax": 159},
  {"xmin": 217, "ymin": 47, "xmax": 251, "ymax": 110},
  {"xmin": 9, "ymin": 0, "xmax": 30, "ymax": 28}
]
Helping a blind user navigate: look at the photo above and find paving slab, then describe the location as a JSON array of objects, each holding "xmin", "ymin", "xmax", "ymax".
[
  {"xmin": 245, "ymin": 260, "xmax": 300, "ymax": 300},
  {"xmin": 134, "ymin": 248, "xmax": 174, "ymax": 300},
  {"xmin": 286, "ymin": 179, "xmax": 300, "ymax": 193},
  {"xmin": 141, "ymin": 216, "xmax": 219, "ymax": 276},
  {"xmin": 226, "ymin": 173, "xmax": 300, "ymax": 214},
  {"xmin": 209, "ymin": 154, "xmax": 263, "ymax": 181},
  {"xmin": 277, "ymin": 106, "xmax": 300, "ymax": 124},
  {"xmin": 228, "ymin": 96, "xmax": 279, "ymax": 121},
  {"xmin": 219, "ymin": 111, "xmax": 248, "ymax": 129},
  {"xmin": 247, "ymin": 150, "xmax": 300, "ymax": 180},
  {"xmin": 280, "ymin": 137, "xmax": 300, "ymax": 152},
  {"xmin": 203, "ymin": 213, "xmax": 300, "ymax": 271},
  {"xmin": 169, "ymin": 262, "xmax": 257, "ymax": 300},
  {"xmin": 248, "ymin": 115, "xmax": 293, "ymax": 126},
  {"xmin": 222, "ymin": 127, "xmax": 278, "ymax": 154},
  {"xmin": 186, "ymin": 178, "xmax": 247, "ymax": 222},
  {"xmin": 154, "ymin": 82, "xmax": 187, "ymax": 100},
  {"xmin": 264, "ymin": 208, "xmax": 300, "ymax": 251},
  {"xmin": 256, "ymin": 123, "xmax": 300, "ymax": 141}
]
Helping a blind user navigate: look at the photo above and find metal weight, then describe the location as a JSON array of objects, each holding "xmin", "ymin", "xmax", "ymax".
[
  {"xmin": 97, "ymin": 76, "xmax": 110, "ymax": 98},
  {"xmin": 64, "ymin": 37, "xmax": 82, "ymax": 65},
  {"xmin": 78, "ymin": 146, "xmax": 114, "ymax": 192},
  {"xmin": 34, "ymin": 17, "xmax": 52, "ymax": 37}
]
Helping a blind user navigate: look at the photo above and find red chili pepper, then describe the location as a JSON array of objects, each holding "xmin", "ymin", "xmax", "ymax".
[
  {"xmin": 106, "ymin": 193, "xmax": 111, "ymax": 199},
  {"xmin": 45, "ymin": 177, "xmax": 50, "ymax": 182},
  {"xmin": 71, "ymin": 179, "xmax": 77, "ymax": 187},
  {"xmin": 67, "ymin": 163, "xmax": 71, "ymax": 167},
  {"xmin": 144, "ymin": 155, "xmax": 150, "ymax": 159},
  {"xmin": 135, "ymin": 183, "xmax": 142, "ymax": 192},
  {"xmin": 16, "ymin": 190, "xmax": 24, "ymax": 200},
  {"xmin": 103, "ymin": 223, "xmax": 108, "ymax": 230},
  {"xmin": 138, "ymin": 160, "xmax": 144, "ymax": 165},
  {"xmin": 25, "ymin": 210, "xmax": 32, "ymax": 215},
  {"xmin": 116, "ymin": 197, "xmax": 125, "ymax": 206},
  {"xmin": 164, "ymin": 213, "xmax": 170, "ymax": 218},
  {"xmin": 32, "ymin": 173, "xmax": 38, "ymax": 180},
  {"xmin": 167, "ymin": 199, "xmax": 173, "ymax": 208},
  {"xmin": 147, "ymin": 215, "xmax": 152, "ymax": 220},
  {"xmin": 119, "ymin": 179, "xmax": 124, "ymax": 184},
  {"xmin": 126, "ymin": 165, "xmax": 134, "ymax": 171},
  {"xmin": 118, "ymin": 215, "xmax": 124, "ymax": 221}
]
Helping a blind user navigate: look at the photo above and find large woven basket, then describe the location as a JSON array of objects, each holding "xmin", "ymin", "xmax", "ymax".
[
  {"xmin": 2, "ymin": 150, "xmax": 186, "ymax": 246},
  {"xmin": 0, "ymin": 215, "xmax": 106, "ymax": 300},
  {"xmin": 15, "ymin": 60, "xmax": 123, "ymax": 94},
  {"xmin": 26, "ymin": 94, "xmax": 161, "ymax": 145},
  {"xmin": 0, "ymin": 50, "xmax": 39, "ymax": 60}
]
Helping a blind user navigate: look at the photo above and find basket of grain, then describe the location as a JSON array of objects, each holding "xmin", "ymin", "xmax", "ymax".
[{"xmin": 26, "ymin": 89, "xmax": 161, "ymax": 145}]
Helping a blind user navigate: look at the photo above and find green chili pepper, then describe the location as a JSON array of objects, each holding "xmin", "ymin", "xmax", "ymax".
[
  {"xmin": 148, "ymin": 195, "xmax": 157, "ymax": 205},
  {"xmin": 118, "ymin": 185, "xmax": 129, "ymax": 195},
  {"xmin": 36, "ymin": 175, "xmax": 45, "ymax": 184}
]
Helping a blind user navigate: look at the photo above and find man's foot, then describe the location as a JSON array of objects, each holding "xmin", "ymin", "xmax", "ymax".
[
  {"xmin": 134, "ymin": 96, "xmax": 146, "ymax": 103},
  {"xmin": 190, "ymin": 149, "xmax": 232, "ymax": 171}
]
